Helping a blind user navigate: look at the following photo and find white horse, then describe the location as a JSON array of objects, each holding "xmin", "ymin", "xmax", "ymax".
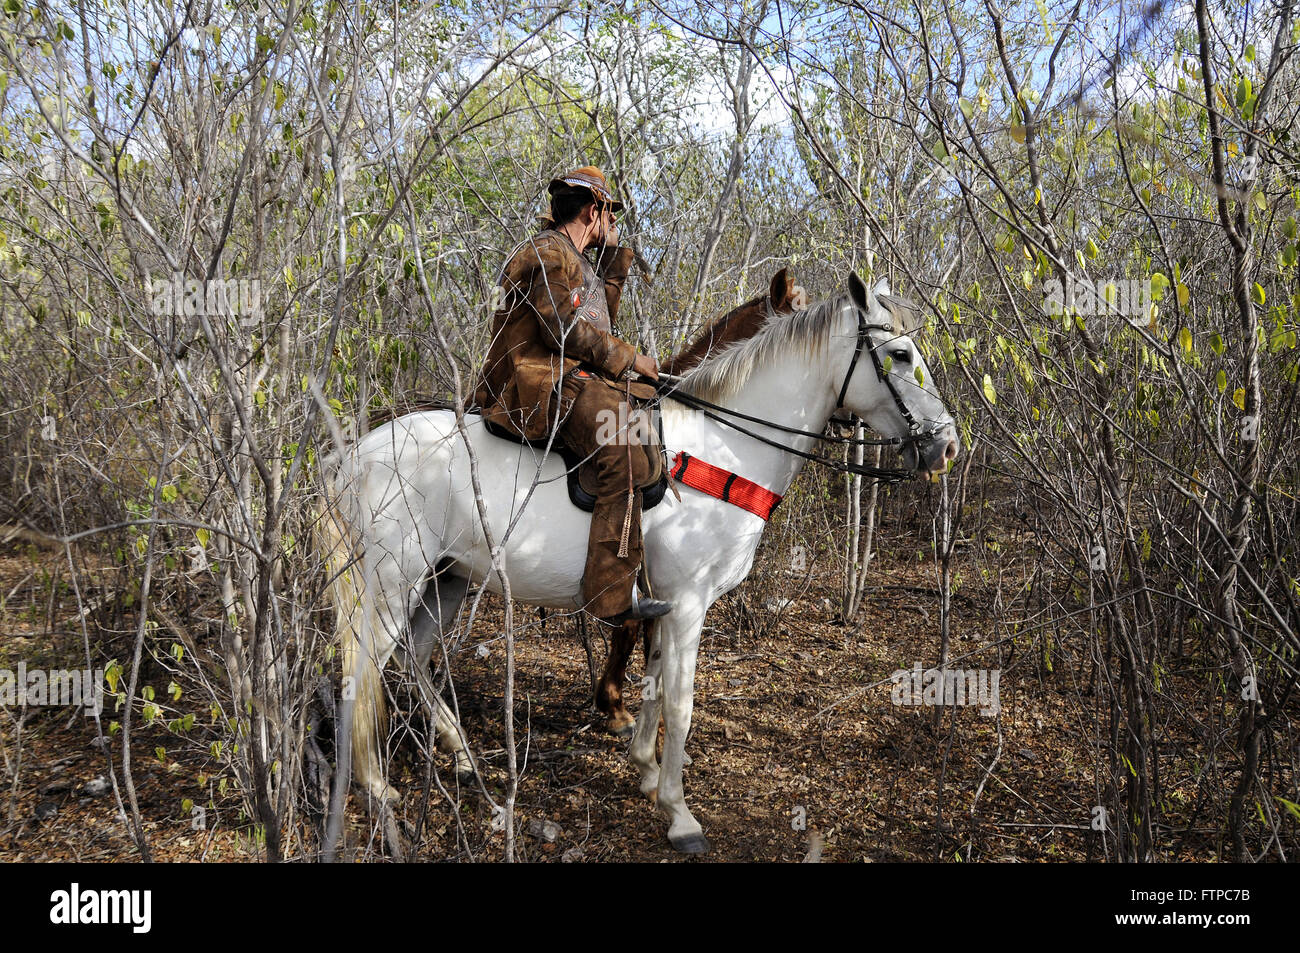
[{"xmin": 320, "ymin": 272, "xmax": 959, "ymax": 854}]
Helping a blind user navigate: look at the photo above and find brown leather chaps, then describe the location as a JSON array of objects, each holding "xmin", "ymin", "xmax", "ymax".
[{"xmin": 557, "ymin": 373, "xmax": 657, "ymax": 619}]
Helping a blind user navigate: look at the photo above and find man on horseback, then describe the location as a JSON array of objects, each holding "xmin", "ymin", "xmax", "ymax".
[{"xmin": 474, "ymin": 166, "xmax": 672, "ymax": 625}]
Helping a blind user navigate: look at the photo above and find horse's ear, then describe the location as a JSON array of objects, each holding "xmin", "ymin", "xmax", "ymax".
[
  {"xmin": 848, "ymin": 272, "xmax": 869, "ymax": 311},
  {"xmin": 770, "ymin": 268, "xmax": 791, "ymax": 310}
]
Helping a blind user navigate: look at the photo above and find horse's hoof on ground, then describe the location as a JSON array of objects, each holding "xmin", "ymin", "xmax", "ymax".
[
  {"xmin": 455, "ymin": 764, "xmax": 476, "ymax": 785},
  {"xmin": 609, "ymin": 718, "xmax": 636, "ymax": 738},
  {"xmin": 669, "ymin": 832, "xmax": 710, "ymax": 855}
]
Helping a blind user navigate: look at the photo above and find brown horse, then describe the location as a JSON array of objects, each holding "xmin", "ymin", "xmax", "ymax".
[{"xmin": 594, "ymin": 267, "xmax": 807, "ymax": 735}]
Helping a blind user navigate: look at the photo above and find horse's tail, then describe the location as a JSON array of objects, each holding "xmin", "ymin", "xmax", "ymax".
[{"xmin": 317, "ymin": 498, "xmax": 391, "ymax": 857}]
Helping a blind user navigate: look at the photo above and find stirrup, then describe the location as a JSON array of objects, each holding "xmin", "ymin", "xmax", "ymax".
[{"xmin": 606, "ymin": 583, "xmax": 673, "ymax": 625}]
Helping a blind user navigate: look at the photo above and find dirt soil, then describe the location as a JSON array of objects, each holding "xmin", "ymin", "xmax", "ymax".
[{"xmin": 0, "ymin": 529, "xmax": 1225, "ymax": 863}]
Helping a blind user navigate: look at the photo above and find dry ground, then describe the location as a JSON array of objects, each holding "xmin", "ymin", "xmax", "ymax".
[{"xmin": 0, "ymin": 525, "xmax": 1244, "ymax": 862}]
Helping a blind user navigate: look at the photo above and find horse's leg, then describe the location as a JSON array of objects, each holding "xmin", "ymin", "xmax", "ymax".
[
  {"xmin": 353, "ymin": 579, "xmax": 414, "ymax": 805},
  {"xmin": 628, "ymin": 620, "xmax": 665, "ymax": 801},
  {"xmin": 626, "ymin": 624, "xmax": 686, "ymax": 764},
  {"xmin": 656, "ymin": 597, "xmax": 710, "ymax": 854},
  {"xmin": 596, "ymin": 619, "xmax": 640, "ymax": 737},
  {"xmin": 321, "ymin": 504, "xmax": 405, "ymax": 860},
  {"xmin": 407, "ymin": 570, "xmax": 475, "ymax": 782}
]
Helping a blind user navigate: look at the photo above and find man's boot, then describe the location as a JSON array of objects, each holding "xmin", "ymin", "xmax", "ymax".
[{"xmin": 606, "ymin": 582, "xmax": 673, "ymax": 625}]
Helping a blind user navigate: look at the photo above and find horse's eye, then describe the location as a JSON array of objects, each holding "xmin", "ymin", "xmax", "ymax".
[{"xmin": 890, "ymin": 347, "xmax": 911, "ymax": 364}]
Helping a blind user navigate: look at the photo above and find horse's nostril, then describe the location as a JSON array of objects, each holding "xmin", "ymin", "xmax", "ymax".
[{"xmin": 945, "ymin": 439, "xmax": 958, "ymax": 460}]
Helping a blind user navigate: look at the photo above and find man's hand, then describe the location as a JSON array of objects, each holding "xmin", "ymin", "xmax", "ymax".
[{"xmin": 632, "ymin": 353, "xmax": 659, "ymax": 380}]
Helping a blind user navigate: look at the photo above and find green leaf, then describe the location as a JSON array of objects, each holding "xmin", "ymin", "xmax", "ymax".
[
  {"xmin": 1252, "ymin": 282, "xmax": 1266, "ymax": 306},
  {"xmin": 1211, "ymin": 333, "xmax": 1225, "ymax": 355},
  {"xmin": 1179, "ymin": 326, "xmax": 1193, "ymax": 354},
  {"xmin": 1276, "ymin": 797, "xmax": 1300, "ymax": 822},
  {"xmin": 1216, "ymin": 369, "xmax": 1228, "ymax": 393},
  {"xmin": 982, "ymin": 374, "xmax": 997, "ymax": 405}
]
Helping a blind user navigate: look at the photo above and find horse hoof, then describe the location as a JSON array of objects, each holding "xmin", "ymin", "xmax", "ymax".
[
  {"xmin": 669, "ymin": 832, "xmax": 711, "ymax": 855},
  {"xmin": 609, "ymin": 719, "xmax": 636, "ymax": 738}
]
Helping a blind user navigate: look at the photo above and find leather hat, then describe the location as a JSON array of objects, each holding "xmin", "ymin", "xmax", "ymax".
[{"xmin": 547, "ymin": 165, "xmax": 624, "ymax": 212}]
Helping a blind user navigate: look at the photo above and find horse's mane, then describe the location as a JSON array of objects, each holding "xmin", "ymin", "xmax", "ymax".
[
  {"xmin": 678, "ymin": 290, "xmax": 923, "ymax": 404},
  {"xmin": 678, "ymin": 296, "xmax": 847, "ymax": 403}
]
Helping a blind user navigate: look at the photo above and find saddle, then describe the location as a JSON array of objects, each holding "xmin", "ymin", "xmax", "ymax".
[{"xmin": 478, "ymin": 407, "xmax": 669, "ymax": 513}]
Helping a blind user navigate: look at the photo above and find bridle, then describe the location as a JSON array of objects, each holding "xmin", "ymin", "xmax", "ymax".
[
  {"xmin": 835, "ymin": 304, "xmax": 925, "ymax": 439},
  {"xmin": 659, "ymin": 300, "xmax": 944, "ymax": 483}
]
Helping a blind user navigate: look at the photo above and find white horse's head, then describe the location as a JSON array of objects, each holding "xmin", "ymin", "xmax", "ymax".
[{"xmin": 838, "ymin": 272, "xmax": 960, "ymax": 475}]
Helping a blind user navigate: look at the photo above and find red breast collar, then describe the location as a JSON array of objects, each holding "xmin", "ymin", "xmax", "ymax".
[{"xmin": 669, "ymin": 451, "xmax": 783, "ymax": 521}]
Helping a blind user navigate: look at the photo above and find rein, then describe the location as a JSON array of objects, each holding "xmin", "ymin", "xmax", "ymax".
[
  {"xmin": 654, "ymin": 303, "xmax": 941, "ymax": 485},
  {"xmin": 658, "ymin": 385, "xmax": 914, "ymax": 483}
]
